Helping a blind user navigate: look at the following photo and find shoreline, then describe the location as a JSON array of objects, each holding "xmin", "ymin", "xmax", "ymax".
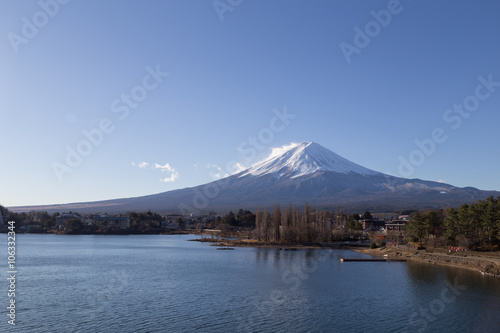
[
  {"xmin": 189, "ymin": 237, "xmax": 370, "ymax": 249},
  {"xmin": 350, "ymin": 246, "xmax": 500, "ymax": 278},
  {"xmin": 191, "ymin": 237, "xmax": 500, "ymax": 278}
]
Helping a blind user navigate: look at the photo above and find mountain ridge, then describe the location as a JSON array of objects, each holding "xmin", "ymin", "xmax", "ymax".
[
  {"xmin": 238, "ymin": 142, "xmax": 380, "ymax": 179},
  {"xmin": 8, "ymin": 142, "xmax": 499, "ymax": 213}
]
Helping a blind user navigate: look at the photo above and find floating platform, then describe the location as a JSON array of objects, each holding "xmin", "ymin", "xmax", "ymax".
[
  {"xmin": 340, "ymin": 258, "xmax": 406, "ymax": 262},
  {"xmin": 216, "ymin": 247, "xmax": 235, "ymax": 250}
]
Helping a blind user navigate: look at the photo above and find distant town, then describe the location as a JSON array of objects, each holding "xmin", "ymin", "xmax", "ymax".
[
  {"xmin": 0, "ymin": 202, "xmax": 413, "ymax": 240},
  {"xmin": 2, "ymin": 195, "xmax": 500, "ymax": 252},
  {"xmin": 0, "ymin": 206, "xmax": 217, "ymax": 235}
]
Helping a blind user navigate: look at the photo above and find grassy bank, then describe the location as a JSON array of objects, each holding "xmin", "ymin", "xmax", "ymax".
[{"xmin": 352, "ymin": 246, "xmax": 500, "ymax": 278}]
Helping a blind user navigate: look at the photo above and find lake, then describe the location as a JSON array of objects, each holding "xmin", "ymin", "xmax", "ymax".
[{"xmin": 2, "ymin": 234, "xmax": 500, "ymax": 332}]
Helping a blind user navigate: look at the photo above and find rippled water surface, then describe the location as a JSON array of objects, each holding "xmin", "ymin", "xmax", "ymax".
[{"xmin": 2, "ymin": 234, "xmax": 500, "ymax": 332}]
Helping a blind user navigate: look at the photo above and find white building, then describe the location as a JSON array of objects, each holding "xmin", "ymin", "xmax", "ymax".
[{"xmin": 94, "ymin": 214, "xmax": 130, "ymax": 229}]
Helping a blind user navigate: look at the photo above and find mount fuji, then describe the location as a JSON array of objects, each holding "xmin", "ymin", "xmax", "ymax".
[
  {"xmin": 10, "ymin": 142, "xmax": 499, "ymax": 213},
  {"xmin": 239, "ymin": 142, "xmax": 380, "ymax": 179}
]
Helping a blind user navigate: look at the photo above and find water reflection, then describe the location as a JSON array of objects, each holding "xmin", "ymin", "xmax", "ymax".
[{"xmin": 9, "ymin": 235, "xmax": 500, "ymax": 333}]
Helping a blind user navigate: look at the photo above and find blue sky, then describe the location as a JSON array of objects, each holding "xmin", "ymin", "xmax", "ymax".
[{"xmin": 1, "ymin": 0, "xmax": 500, "ymax": 207}]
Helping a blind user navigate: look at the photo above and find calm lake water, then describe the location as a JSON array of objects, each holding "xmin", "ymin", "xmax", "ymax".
[{"xmin": 2, "ymin": 234, "xmax": 500, "ymax": 332}]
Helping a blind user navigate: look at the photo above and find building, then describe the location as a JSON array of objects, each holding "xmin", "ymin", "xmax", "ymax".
[
  {"xmin": 84, "ymin": 218, "xmax": 94, "ymax": 226},
  {"xmin": 385, "ymin": 220, "xmax": 408, "ymax": 233},
  {"xmin": 94, "ymin": 214, "xmax": 130, "ymax": 229},
  {"xmin": 360, "ymin": 218, "xmax": 385, "ymax": 231}
]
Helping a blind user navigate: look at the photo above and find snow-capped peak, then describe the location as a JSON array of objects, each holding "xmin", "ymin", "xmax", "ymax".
[{"xmin": 238, "ymin": 142, "xmax": 380, "ymax": 179}]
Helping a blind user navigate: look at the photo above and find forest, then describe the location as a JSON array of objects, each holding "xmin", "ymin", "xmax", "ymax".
[
  {"xmin": 253, "ymin": 203, "xmax": 357, "ymax": 244},
  {"xmin": 405, "ymin": 196, "xmax": 500, "ymax": 250}
]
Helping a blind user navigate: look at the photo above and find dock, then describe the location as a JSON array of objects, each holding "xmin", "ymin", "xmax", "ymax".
[{"xmin": 340, "ymin": 258, "xmax": 406, "ymax": 262}]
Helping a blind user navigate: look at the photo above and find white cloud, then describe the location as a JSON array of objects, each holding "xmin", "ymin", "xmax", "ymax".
[
  {"xmin": 213, "ymin": 172, "xmax": 228, "ymax": 180},
  {"xmin": 154, "ymin": 163, "xmax": 179, "ymax": 182},
  {"xmin": 213, "ymin": 168, "xmax": 228, "ymax": 179},
  {"xmin": 267, "ymin": 142, "xmax": 300, "ymax": 160},
  {"xmin": 203, "ymin": 161, "xmax": 247, "ymax": 180},
  {"xmin": 238, "ymin": 142, "xmax": 301, "ymax": 170},
  {"xmin": 139, "ymin": 162, "xmax": 150, "ymax": 169},
  {"xmin": 132, "ymin": 161, "xmax": 179, "ymax": 183},
  {"xmin": 205, "ymin": 163, "xmax": 228, "ymax": 180},
  {"xmin": 160, "ymin": 172, "xmax": 179, "ymax": 183},
  {"xmin": 233, "ymin": 162, "xmax": 246, "ymax": 174},
  {"xmin": 154, "ymin": 163, "xmax": 175, "ymax": 172}
]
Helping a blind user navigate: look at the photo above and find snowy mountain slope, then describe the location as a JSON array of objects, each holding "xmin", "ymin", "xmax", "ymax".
[
  {"xmin": 9, "ymin": 142, "xmax": 500, "ymax": 213},
  {"xmin": 238, "ymin": 142, "xmax": 380, "ymax": 179}
]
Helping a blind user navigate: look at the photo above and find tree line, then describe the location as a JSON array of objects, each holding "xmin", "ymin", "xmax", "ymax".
[
  {"xmin": 0, "ymin": 203, "xmax": 367, "ymax": 241},
  {"xmin": 405, "ymin": 196, "xmax": 500, "ymax": 250},
  {"xmin": 0, "ymin": 208, "xmax": 56, "ymax": 230},
  {"xmin": 254, "ymin": 203, "xmax": 358, "ymax": 244},
  {"xmin": 6, "ymin": 195, "xmax": 499, "ymax": 250},
  {"xmin": 0, "ymin": 206, "xmax": 178, "ymax": 234}
]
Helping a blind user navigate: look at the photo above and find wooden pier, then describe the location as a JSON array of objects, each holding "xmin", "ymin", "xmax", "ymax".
[{"xmin": 340, "ymin": 258, "xmax": 407, "ymax": 262}]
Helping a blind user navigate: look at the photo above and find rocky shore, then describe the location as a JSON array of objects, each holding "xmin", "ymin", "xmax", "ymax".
[
  {"xmin": 352, "ymin": 246, "xmax": 500, "ymax": 278},
  {"xmin": 191, "ymin": 236, "xmax": 500, "ymax": 278}
]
